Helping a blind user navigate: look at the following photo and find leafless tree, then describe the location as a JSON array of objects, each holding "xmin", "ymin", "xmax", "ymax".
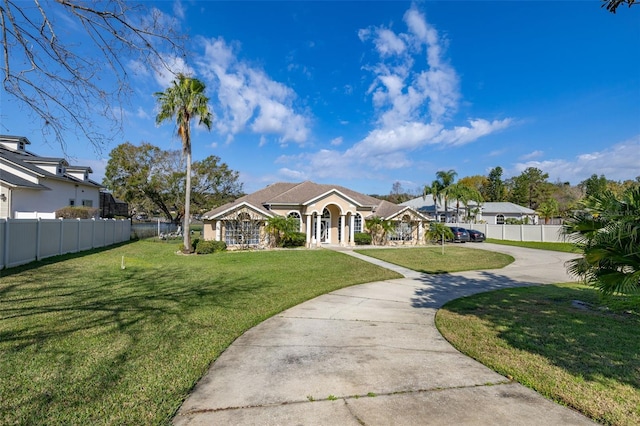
[{"xmin": 1, "ymin": 0, "xmax": 184, "ymax": 152}]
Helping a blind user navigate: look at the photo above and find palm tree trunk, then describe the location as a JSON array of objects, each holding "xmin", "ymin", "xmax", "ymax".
[{"xmin": 183, "ymin": 148, "xmax": 192, "ymax": 253}]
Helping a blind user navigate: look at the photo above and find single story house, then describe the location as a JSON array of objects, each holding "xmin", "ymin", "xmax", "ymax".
[
  {"xmin": 400, "ymin": 196, "xmax": 538, "ymax": 225},
  {"xmin": 202, "ymin": 181, "xmax": 431, "ymax": 248},
  {"xmin": 0, "ymin": 135, "xmax": 102, "ymax": 219}
]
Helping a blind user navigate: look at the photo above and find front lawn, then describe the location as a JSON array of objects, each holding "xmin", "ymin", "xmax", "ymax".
[
  {"xmin": 0, "ymin": 241, "xmax": 400, "ymax": 425},
  {"xmin": 354, "ymin": 246, "xmax": 514, "ymax": 273},
  {"xmin": 486, "ymin": 239, "xmax": 581, "ymax": 253},
  {"xmin": 436, "ymin": 284, "xmax": 640, "ymax": 425}
]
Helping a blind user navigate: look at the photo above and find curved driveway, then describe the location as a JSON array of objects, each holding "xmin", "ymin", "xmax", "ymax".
[{"xmin": 173, "ymin": 243, "xmax": 595, "ymax": 425}]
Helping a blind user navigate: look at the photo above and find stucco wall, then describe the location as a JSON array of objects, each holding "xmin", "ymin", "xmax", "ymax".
[{"xmin": 11, "ymin": 179, "xmax": 100, "ymax": 217}]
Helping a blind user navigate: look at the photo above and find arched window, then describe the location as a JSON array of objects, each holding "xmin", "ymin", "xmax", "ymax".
[
  {"xmin": 287, "ymin": 212, "xmax": 301, "ymax": 231},
  {"xmin": 225, "ymin": 211, "xmax": 261, "ymax": 245},
  {"xmin": 496, "ymin": 214, "xmax": 505, "ymax": 225},
  {"xmin": 390, "ymin": 215, "xmax": 413, "ymax": 241},
  {"xmin": 354, "ymin": 213, "xmax": 363, "ymax": 233}
]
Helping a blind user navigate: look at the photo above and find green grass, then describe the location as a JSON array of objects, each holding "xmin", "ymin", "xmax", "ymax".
[
  {"xmin": 436, "ymin": 284, "xmax": 640, "ymax": 425},
  {"xmin": 486, "ymin": 238, "xmax": 581, "ymax": 253},
  {"xmin": 0, "ymin": 241, "xmax": 401, "ymax": 425},
  {"xmin": 354, "ymin": 246, "xmax": 514, "ymax": 273}
]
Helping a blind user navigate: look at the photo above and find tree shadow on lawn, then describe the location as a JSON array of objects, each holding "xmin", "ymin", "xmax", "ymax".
[
  {"xmin": 411, "ymin": 271, "xmax": 640, "ymax": 392},
  {"xmin": 409, "ymin": 269, "xmax": 541, "ymax": 309},
  {"xmin": 0, "ymin": 265, "xmax": 274, "ymax": 424},
  {"xmin": 0, "ymin": 265, "xmax": 270, "ymax": 349}
]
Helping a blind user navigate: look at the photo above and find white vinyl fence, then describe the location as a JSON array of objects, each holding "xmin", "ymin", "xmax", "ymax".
[
  {"xmin": 0, "ymin": 218, "xmax": 131, "ymax": 270},
  {"xmin": 453, "ymin": 223, "xmax": 567, "ymax": 243}
]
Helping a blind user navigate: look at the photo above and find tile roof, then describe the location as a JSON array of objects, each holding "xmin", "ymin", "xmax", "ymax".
[{"xmin": 203, "ymin": 181, "xmax": 422, "ymax": 220}]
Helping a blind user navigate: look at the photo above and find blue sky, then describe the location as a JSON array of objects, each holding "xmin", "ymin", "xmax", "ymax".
[{"xmin": 4, "ymin": 1, "xmax": 639, "ymax": 195}]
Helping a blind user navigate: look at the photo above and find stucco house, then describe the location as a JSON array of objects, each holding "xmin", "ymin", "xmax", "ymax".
[
  {"xmin": 0, "ymin": 135, "xmax": 102, "ymax": 219},
  {"xmin": 202, "ymin": 181, "xmax": 431, "ymax": 248},
  {"xmin": 400, "ymin": 196, "xmax": 538, "ymax": 225}
]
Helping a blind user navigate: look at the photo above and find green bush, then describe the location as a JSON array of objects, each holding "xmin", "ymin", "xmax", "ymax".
[
  {"xmin": 283, "ymin": 232, "xmax": 306, "ymax": 247},
  {"xmin": 195, "ymin": 240, "xmax": 227, "ymax": 254},
  {"xmin": 55, "ymin": 206, "xmax": 99, "ymax": 219},
  {"xmin": 354, "ymin": 232, "xmax": 372, "ymax": 245}
]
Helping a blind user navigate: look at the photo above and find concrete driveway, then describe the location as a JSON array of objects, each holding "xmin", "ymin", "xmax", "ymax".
[{"xmin": 173, "ymin": 243, "xmax": 596, "ymax": 425}]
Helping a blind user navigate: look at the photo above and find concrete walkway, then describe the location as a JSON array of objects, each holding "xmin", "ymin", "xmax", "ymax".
[{"xmin": 173, "ymin": 243, "xmax": 596, "ymax": 425}]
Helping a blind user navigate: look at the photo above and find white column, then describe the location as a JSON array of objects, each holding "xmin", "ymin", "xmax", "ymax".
[
  {"xmin": 315, "ymin": 213, "xmax": 321, "ymax": 247},
  {"xmin": 349, "ymin": 214, "xmax": 355, "ymax": 246},
  {"xmin": 418, "ymin": 221, "xmax": 423, "ymax": 244},
  {"xmin": 305, "ymin": 214, "xmax": 312, "ymax": 247},
  {"xmin": 215, "ymin": 221, "xmax": 221, "ymax": 241}
]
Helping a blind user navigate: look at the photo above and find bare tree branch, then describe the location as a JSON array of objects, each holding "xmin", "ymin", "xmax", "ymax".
[{"xmin": 1, "ymin": 0, "xmax": 185, "ymax": 153}]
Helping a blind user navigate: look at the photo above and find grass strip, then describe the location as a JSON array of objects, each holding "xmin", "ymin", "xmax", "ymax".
[
  {"xmin": 0, "ymin": 241, "xmax": 400, "ymax": 425},
  {"xmin": 436, "ymin": 284, "xmax": 640, "ymax": 425},
  {"xmin": 486, "ymin": 239, "xmax": 581, "ymax": 253},
  {"xmin": 354, "ymin": 246, "xmax": 514, "ymax": 273}
]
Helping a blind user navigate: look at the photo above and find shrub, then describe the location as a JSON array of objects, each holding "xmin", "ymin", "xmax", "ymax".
[
  {"xmin": 195, "ymin": 240, "xmax": 227, "ymax": 254},
  {"xmin": 55, "ymin": 206, "xmax": 99, "ymax": 219},
  {"xmin": 282, "ymin": 232, "xmax": 306, "ymax": 247},
  {"xmin": 354, "ymin": 232, "xmax": 372, "ymax": 245}
]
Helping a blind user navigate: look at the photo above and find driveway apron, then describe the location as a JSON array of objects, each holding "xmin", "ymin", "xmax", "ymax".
[{"xmin": 173, "ymin": 243, "xmax": 596, "ymax": 425}]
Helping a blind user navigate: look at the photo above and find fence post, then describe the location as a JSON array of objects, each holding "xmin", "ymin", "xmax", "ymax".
[
  {"xmin": 91, "ymin": 218, "xmax": 95, "ymax": 248},
  {"xmin": 36, "ymin": 217, "xmax": 42, "ymax": 261},
  {"xmin": 76, "ymin": 218, "xmax": 81, "ymax": 253},
  {"xmin": 59, "ymin": 217, "xmax": 64, "ymax": 255},
  {"xmin": 3, "ymin": 219, "xmax": 9, "ymax": 268}
]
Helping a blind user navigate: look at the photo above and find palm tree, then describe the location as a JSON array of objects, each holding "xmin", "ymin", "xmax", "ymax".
[
  {"xmin": 563, "ymin": 186, "xmax": 640, "ymax": 294},
  {"xmin": 436, "ymin": 170, "xmax": 458, "ymax": 221},
  {"xmin": 155, "ymin": 74, "xmax": 213, "ymax": 253},
  {"xmin": 537, "ymin": 199, "xmax": 558, "ymax": 224},
  {"xmin": 448, "ymin": 183, "xmax": 483, "ymax": 223},
  {"xmin": 365, "ymin": 217, "xmax": 394, "ymax": 245},
  {"xmin": 423, "ymin": 180, "xmax": 443, "ymax": 222}
]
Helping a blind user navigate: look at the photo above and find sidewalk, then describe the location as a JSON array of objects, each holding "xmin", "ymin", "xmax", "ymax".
[{"xmin": 173, "ymin": 243, "xmax": 594, "ymax": 425}]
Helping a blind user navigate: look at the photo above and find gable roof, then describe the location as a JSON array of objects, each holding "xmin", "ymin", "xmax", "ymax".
[
  {"xmin": 400, "ymin": 196, "xmax": 535, "ymax": 215},
  {"xmin": 0, "ymin": 139, "xmax": 101, "ymax": 189},
  {"xmin": 203, "ymin": 181, "xmax": 428, "ymax": 221},
  {"xmin": 481, "ymin": 202, "xmax": 536, "ymax": 214},
  {"xmin": 0, "ymin": 169, "xmax": 50, "ymax": 190}
]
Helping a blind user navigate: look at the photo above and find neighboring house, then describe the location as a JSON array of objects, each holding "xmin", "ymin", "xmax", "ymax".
[
  {"xmin": 400, "ymin": 196, "xmax": 538, "ymax": 225},
  {"xmin": 0, "ymin": 135, "xmax": 102, "ymax": 219},
  {"xmin": 478, "ymin": 202, "xmax": 538, "ymax": 225},
  {"xmin": 202, "ymin": 181, "xmax": 431, "ymax": 248}
]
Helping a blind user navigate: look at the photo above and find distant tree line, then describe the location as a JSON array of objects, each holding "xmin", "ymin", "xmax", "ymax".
[{"xmin": 378, "ymin": 167, "xmax": 640, "ymax": 224}]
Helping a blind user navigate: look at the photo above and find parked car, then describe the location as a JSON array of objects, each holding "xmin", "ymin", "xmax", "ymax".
[
  {"xmin": 466, "ymin": 228, "xmax": 485, "ymax": 242},
  {"xmin": 447, "ymin": 226, "xmax": 470, "ymax": 243}
]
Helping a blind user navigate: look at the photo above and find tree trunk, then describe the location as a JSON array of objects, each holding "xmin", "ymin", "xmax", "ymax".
[{"xmin": 183, "ymin": 148, "xmax": 192, "ymax": 253}]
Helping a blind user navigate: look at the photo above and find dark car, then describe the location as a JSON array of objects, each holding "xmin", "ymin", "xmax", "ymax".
[
  {"xmin": 447, "ymin": 226, "xmax": 470, "ymax": 243},
  {"xmin": 466, "ymin": 228, "xmax": 486, "ymax": 242}
]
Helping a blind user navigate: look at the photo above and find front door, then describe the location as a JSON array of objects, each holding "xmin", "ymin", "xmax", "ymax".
[{"xmin": 320, "ymin": 218, "xmax": 330, "ymax": 243}]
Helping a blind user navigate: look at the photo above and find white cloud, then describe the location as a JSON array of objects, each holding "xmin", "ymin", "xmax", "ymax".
[
  {"xmin": 519, "ymin": 150, "xmax": 544, "ymax": 160},
  {"xmin": 330, "ymin": 136, "xmax": 343, "ymax": 146},
  {"xmin": 197, "ymin": 37, "xmax": 311, "ymax": 144},
  {"xmin": 153, "ymin": 55, "xmax": 195, "ymax": 88},
  {"xmin": 513, "ymin": 136, "xmax": 640, "ymax": 183},
  {"xmin": 173, "ymin": 0, "xmax": 185, "ymax": 20},
  {"xmin": 278, "ymin": 167, "xmax": 308, "ymax": 180},
  {"xmin": 136, "ymin": 107, "xmax": 150, "ymax": 120},
  {"xmin": 273, "ymin": 5, "xmax": 514, "ymax": 183}
]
